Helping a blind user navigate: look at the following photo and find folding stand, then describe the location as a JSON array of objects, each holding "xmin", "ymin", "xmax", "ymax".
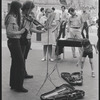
[{"xmin": 36, "ymin": 27, "xmax": 61, "ymax": 95}]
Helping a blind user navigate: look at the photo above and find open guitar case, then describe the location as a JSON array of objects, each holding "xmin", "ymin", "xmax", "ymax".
[
  {"xmin": 61, "ymin": 72, "xmax": 83, "ymax": 86},
  {"xmin": 40, "ymin": 84, "xmax": 85, "ymax": 100}
]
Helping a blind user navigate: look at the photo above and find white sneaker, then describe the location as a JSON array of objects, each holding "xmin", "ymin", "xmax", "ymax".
[
  {"xmin": 91, "ymin": 72, "xmax": 95, "ymax": 78},
  {"xmin": 49, "ymin": 58, "xmax": 54, "ymax": 62},
  {"xmin": 41, "ymin": 58, "xmax": 46, "ymax": 61}
]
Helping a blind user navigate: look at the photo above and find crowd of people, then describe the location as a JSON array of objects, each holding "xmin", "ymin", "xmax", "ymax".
[{"xmin": 4, "ymin": 0, "xmax": 98, "ymax": 93}]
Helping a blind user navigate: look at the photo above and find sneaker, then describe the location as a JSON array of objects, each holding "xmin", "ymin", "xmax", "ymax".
[
  {"xmin": 41, "ymin": 58, "xmax": 46, "ymax": 61},
  {"xmin": 49, "ymin": 58, "xmax": 54, "ymax": 62},
  {"xmin": 30, "ymin": 48, "xmax": 32, "ymax": 50},
  {"xmin": 91, "ymin": 72, "xmax": 95, "ymax": 78},
  {"xmin": 24, "ymin": 75, "xmax": 33, "ymax": 79}
]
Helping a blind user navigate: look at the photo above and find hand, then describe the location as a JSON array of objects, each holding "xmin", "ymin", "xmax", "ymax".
[
  {"xmin": 42, "ymin": 29, "xmax": 46, "ymax": 33},
  {"xmin": 38, "ymin": 30, "xmax": 45, "ymax": 33},
  {"xmin": 20, "ymin": 28, "xmax": 26, "ymax": 34}
]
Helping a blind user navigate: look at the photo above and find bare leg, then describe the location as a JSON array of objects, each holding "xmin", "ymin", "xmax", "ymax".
[
  {"xmin": 89, "ymin": 58, "xmax": 94, "ymax": 70},
  {"xmin": 77, "ymin": 47, "xmax": 83, "ymax": 66},
  {"xmin": 80, "ymin": 57, "xmax": 85, "ymax": 75},
  {"xmin": 72, "ymin": 47, "xmax": 76, "ymax": 58},
  {"xmin": 89, "ymin": 58, "xmax": 95, "ymax": 77},
  {"xmin": 42, "ymin": 45, "xmax": 47, "ymax": 61},
  {"xmin": 48, "ymin": 45, "xmax": 54, "ymax": 61}
]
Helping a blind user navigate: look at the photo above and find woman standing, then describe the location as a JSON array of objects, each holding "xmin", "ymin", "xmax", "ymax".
[
  {"xmin": 41, "ymin": 8, "xmax": 56, "ymax": 61},
  {"xmin": 5, "ymin": 1, "xmax": 28, "ymax": 92}
]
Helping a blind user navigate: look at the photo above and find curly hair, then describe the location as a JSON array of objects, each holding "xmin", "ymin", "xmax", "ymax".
[
  {"xmin": 40, "ymin": 8, "xmax": 44, "ymax": 12},
  {"xmin": 21, "ymin": 1, "xmax": 35, "ymax": 11}
]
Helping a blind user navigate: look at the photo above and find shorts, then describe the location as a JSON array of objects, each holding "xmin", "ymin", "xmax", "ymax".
[{"xmin": 82, "ymin": 52, "xmax": 93, "ymax": 58}]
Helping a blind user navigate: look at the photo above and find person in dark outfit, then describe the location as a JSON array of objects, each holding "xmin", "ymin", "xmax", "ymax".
[
  {"xmin": 5, "ymin": 1, "xmax": 28, "ymax": 92},
  {"xmin": 57, "ymin": 6, "xmax": 68, "ymax": 39},
  {"xmin": 80, "ymin": 39, "xmax": 95, "ymax": 78},
  {"xmin": 81, "ymin": 8, "xmax": 91, "ymax": 39},
  {"xmin": 20, "ymin": 1, "xmax": 45, "ymax": 78}
]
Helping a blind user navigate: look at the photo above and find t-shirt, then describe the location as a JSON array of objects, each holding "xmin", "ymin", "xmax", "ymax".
[
  {"xmin": 5, "ymin": 15, "xmax": 21, "ymax": 39},
  {"xmin": 68, "ymin": 14, "xmax": 83, "ymax": 28},
  {"xmin": 60, "ymin": 11, "xmax": 69, "ymax": 22},
  {"xmin": 83, "ymin": 44, "xmax": 93, "ymax": 53}
]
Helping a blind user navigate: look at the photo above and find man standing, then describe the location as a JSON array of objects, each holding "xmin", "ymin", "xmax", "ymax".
[
  {"xmin": 57, "ymin": 6, "xmax": 69, "ymax": 39},
  {"xmin": 21, "ymin": 1, "xmax": 45, "ymax": 79},
  {"xmin": 38, "ymin": 8, "xmax": 45, "ymax": 21},
  {"xmin": 81, "ymin": 8, "xmax": 92, "ymax": 39},
  {"xmin": 68, "ymin": 8, "xmax": 83, "ymax": 58}
]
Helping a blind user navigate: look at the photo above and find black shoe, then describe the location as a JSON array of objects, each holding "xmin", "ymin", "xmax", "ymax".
[
  {"xmin": 10, "ymin": 87, "xmax": 15, "ymax": 90},
  {"xmin": 30, "ymin": 48, "xmax": 32, "ymax": 50},
  {"xmin": 15, "ymin": 87, "xmax": 28, "ymax": 93},
  {"xmin": 24, "ymin": 75, "xmax": 33, "ymax": 79}
]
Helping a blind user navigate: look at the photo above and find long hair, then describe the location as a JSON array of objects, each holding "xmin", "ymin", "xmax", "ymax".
[
  {"xmin": 5, "ymin": 1, "xmax": 22, "ymax": 27},
  {"xmin": 21, "ymin": 1, "xmax": 35, "ymax": 15}
]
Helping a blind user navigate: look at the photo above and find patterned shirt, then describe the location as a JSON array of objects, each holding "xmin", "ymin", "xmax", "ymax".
[{"xmin": 5, "ymin": 15, "xmax": 21, "ymax": 39}]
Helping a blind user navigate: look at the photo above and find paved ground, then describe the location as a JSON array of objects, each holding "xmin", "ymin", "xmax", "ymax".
[{"xmin": 2, "ymin": 27, "xmax": 99, "ymax": 100}]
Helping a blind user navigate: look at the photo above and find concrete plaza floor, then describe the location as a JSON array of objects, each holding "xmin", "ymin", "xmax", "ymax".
[{"xmin": 2, "ymin": 27, "xmax": 99, "ymax": 100}]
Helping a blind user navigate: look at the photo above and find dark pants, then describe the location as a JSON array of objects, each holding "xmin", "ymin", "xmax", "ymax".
[
  {"xmin": 7, "ymin": 38, "xmax": 25, "ymax": 89},
  {"xmin": 20, "ymin": 39, "xmax": 31, "ymax": 76},
  {"xmin": 81, "ymin": 22, "xmax": 89, "ymax": 39},
  {"xmin": 57, "ymin": 21, "xmax": 66, "ymax": 39},
  {"xmin": 55, "ymin": 45, "xmax": 64, "ymax": 56}
]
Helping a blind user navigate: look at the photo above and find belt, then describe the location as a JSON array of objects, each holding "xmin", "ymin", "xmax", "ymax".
[
  {"xmin": 71, "ymin": 27, "xmax": 80, "ymax": 29},
  {"xmin": 8, "ymin": 37, "xmax": 20, "ymax": 40}
]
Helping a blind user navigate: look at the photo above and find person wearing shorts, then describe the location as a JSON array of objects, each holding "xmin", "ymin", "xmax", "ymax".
[{"xmin": 80, "ymin": 39, "xmax": 95, "ymax": 78}]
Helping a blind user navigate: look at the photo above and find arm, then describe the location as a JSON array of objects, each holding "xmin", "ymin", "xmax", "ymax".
[
  {"xmin": 30, "ymin": 28, "xmax": 45, "ymax": 33},
  {"xmin": 80, "ymin": 16, "xmax": 84, "ymax": 30},
  {"xmin": 52, "ymin": 20, "xmax": 60, "ymax": 32},
  {"xmin": 67, "ymin": 17, "xmax": 71, "ymax": 32},
  {"xmin": 65, "ymin": 13, "xmax": 69, "ymax": 23},
  {"xmin": 6, "ymin": 16, "xmax": 25, "ymax": 36},
  {"xmin": 25, "ymin": 21, "xmax": 45, "ymax": 34},
  {"xmin": 87, "ymin": 13, "xmax": 92, "ymax": 25}
]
